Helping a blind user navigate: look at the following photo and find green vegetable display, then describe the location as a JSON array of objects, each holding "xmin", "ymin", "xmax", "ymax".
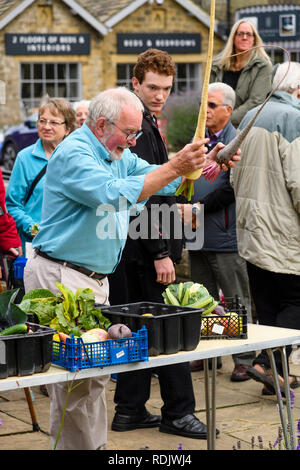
[
  {"xmin": 162, "ymin": 282, "xmax": 219, "ymax": 314},
  {"xmin": 19, "ymin": 283, "xmax": 111, "ymax": 336},
  {"xmin": 0, "ymin": 323, "xmax": 28, "ymax": 336}
]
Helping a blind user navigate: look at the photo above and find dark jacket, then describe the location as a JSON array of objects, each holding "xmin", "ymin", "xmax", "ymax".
[
  {"xmin": 189, "ymin": 119, "xmax": 237, "ymax": 252},
  {"xmin": 121, "ymin": 106, "xmax": 183, "ymax": 264}
]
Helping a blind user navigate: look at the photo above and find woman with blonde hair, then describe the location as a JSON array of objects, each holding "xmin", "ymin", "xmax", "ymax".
[{"xmin": 210, "ymin": 19, "xmax": 272, "ymax": 127}]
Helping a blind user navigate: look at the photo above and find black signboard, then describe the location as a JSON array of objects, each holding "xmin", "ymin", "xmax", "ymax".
[
  {"xmin": 238, "ymin": 8, "xmax": 300, "ymax": 42},
  {"xmin": 5, "ymin": 34, "xmax": 90, "ymax": 55},
  {"xmin": 117, "ymin": 33, "xmax": 201, "ymax": 54}
]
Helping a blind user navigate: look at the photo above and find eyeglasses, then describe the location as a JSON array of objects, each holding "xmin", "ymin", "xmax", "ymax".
[
  {"xmin": 38, "ymin": 119, "xmax": 66, "ymax": 128},
  {"xmin": 207, "ymin": 102, "xmax": 229, "ymax": 109},
  {"xmin": 107, "ymin": 119, "xmax": 141, "ymax": 142},
  {"xmin": 236, "ymin": 32, "xmax": 254, "ymax": 38}
]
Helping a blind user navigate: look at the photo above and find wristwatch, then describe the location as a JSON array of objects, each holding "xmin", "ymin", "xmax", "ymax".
[{"xmin": 192, "ymin": 203, "xmax": 201, "ymax": 214}]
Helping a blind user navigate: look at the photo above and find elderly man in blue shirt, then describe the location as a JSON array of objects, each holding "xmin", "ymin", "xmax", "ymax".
[{"xmin": 24, "ymin": 87, "xmax": 239, "ymax": 450}]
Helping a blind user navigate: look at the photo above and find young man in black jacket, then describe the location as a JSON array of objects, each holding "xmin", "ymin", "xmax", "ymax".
[{"xmin": 108, "ymin": 49, "xmax": 216, "ymax": 439}]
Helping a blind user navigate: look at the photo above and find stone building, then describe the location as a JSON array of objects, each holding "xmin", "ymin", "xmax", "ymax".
[{"xmin": 0, "ymin": 0, "xmax": 225, "ymax": 128}]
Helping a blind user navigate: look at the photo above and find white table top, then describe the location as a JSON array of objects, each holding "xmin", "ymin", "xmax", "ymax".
[{"xmin": 1, "ymin": 323, "xmax": 300, "ymax": 391}]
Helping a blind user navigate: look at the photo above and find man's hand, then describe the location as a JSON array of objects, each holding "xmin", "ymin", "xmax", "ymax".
[
  {"xmin": 8, "ymin": 247, "xmax": 22, "ymax": 257},
  {"xmin": 177, "ymin": 203, "xmax": 200, "ymax": 229},
  {"xmin": 206, "ymin": 142, "xmax": 241, "ymax": 170},
  {"xmin": 154, "ymin": 256, "xmax": 176, "ymax": 285},
  {"xmin": 169, "ymin": 138, "xmax": 210, "ymax": 177}
]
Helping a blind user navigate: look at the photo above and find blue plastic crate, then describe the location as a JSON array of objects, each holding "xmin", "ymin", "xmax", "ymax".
[
  {"xmin": 13, "ymin": 257, "xmax": 27, "ymax": 279},
  {"xmin": 52, "ymin": 326, "xmax": 149, "ymax": 372}
]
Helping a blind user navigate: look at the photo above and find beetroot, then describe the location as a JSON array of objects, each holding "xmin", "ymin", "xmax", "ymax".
[
  {"xmin": 107, "ymin": 324, "xmax": 132, "ymax": 339},
  {"xmin": 213, "ymin": 305, "xmax": 226, "ymax": 316}
]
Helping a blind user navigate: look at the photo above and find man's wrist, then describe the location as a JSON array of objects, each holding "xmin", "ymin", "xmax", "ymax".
[
  {"xmin": 153, "ymin": 251, "xmax": 169, "ymax": 261},
  {"xmin": 192, "ymin": 203, "xmax": 201, "ymax": 214}
]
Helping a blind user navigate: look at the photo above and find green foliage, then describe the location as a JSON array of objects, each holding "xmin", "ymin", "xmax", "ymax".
[
  {"xmin": 162, "ymin": 91, "xmax": 200, "ymax": 152},
  {"xmin": 19, "ymin": 283, "xmax": 111, "ymax": 335}
]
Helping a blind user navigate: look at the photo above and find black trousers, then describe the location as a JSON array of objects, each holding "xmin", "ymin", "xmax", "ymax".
[
  {"xmin": 108, "ymin": 258, "xmax": 196, "ymax": 420},
  {"xmin": 247, "ymin": 261, "xmax": 300, "ymax": 376}
]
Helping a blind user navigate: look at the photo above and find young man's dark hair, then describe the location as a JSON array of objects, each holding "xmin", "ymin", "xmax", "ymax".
[{"xmin": 133, "ymin": 48, "xmax": 176, "ymax": 83}]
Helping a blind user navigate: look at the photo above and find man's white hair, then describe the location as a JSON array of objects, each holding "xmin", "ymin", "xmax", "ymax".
[
  {"xmin": 86, "ymin": 87, "xmax": 144, "ymax": 127},
  {"xmin": 273, "ymin": 62, "xmax": 300, "ymax": 93},
  {"xmin": 208, "ymin": 82, "xmax": 236, "ymax": 108},
  {"xmin": 73, "ymin": 100, "xmax": 91, "ymax": 111}
]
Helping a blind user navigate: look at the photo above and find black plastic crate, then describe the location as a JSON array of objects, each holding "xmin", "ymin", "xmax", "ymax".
[
  {"xmin": 201, "ymin": 297, "xmax": 248, "ymax": 340},
  {"xmin": 0, "ymin": 322, "xmax": 56, "ymax": 379},
  {"xmin": 97, "ymin": 302, "xmax": 203, "ymax": 356}
]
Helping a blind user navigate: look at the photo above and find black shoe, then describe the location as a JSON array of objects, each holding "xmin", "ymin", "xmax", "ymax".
[
  {"xmin": 111, "ymin": 411, "xmax": 161, "ymax": 432},
  {"xmin": 159, "ymin": 414, "xmax": 220, "ymax": 440}
]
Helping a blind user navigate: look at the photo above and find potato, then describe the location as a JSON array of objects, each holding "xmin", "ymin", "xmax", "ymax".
[{"xmin": 81, "ymin": 328, "xmax": 108, "ymax": 343}]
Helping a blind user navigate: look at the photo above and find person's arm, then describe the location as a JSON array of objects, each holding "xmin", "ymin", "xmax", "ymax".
[
  {"xmin": 138, "ymin": 140, "xmax": 240, "ymax": 202},
  {"xmin": 0, "ymin": 170, "xmax": 22, "ymax": 254},
  {"xmin": 197, "ymin": 180, "xmax": 235, "ymax": 212},
  {"xmin": 137, "ymin": 139, "xmax": 209, "ymax": 202}
]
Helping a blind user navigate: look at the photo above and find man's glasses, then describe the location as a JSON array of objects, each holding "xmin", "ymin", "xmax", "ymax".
[
  {"xmin": 235, "ymin": 32, "xmax": 254, "ymax": 38},
  {"xmin": 207, "ymin": 102, "xmax": 229, "ymax": 109},
  {"xmin": 107, "ymin": 119, "xmax": 142, "ymax": 142},
  {"xmin": 38, "ymin": 119, "xmax": 66, "ymax": 128}
]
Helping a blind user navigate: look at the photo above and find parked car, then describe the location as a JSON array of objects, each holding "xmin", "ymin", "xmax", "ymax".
[{"xmin": 0, "ymin": 113, "xmax": 38, "ymax": 170}]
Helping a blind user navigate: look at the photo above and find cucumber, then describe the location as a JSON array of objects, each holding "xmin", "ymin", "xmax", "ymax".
[{"xmin": 0, "ymin": 323, "xmax": 28, "ymax": 336}]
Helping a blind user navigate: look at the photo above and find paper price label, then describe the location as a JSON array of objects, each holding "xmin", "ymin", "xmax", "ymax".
[
  {"xmin": 116, "ymin": 350, "xmax": 125, "ymax": 359},
  {"xmin": 211, "ymin": 323, "xmax": 224, "ymax": 335}
]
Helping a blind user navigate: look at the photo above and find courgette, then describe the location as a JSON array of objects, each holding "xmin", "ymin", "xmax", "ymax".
[{"xmin": 0, "ymin": 323, "xmax": 28, "ymax": 336}]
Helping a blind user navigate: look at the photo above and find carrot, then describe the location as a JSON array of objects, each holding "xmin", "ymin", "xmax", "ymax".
[
  {"xmin": 176, "ymin": 0, "xmax": 215, "ymax": 199},
  {"xmin": 58, "ymin": 332, "xmax": 70, "ymax": 343}
]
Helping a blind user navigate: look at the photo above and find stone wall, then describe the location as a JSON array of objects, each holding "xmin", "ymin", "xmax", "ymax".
[{"xmin": 0, "ymin": 0, "xmax": 225, "ymax": 128}]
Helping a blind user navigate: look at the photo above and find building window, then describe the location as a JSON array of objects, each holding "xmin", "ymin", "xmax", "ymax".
[
  {"xmin": 173, "ymin": 63, "xmax": 201, "ymax": 93},
  {"xmin": 266, "ymin": 48, "xmax": 284, "ymax": 64},
  {"xmin": 117, "ymin": 63, "xmax": 201, "ymax": 93},
  {"xmin": 20, "ymin": 62, "xmax": 81, "ymax": 113}
]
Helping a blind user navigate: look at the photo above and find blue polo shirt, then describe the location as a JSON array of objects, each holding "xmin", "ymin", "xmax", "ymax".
[{"xmin": 33, "ymin": 123, "xmax": 180, "ymax": 273}]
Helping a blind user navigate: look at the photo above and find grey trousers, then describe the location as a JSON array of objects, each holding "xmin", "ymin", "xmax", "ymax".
[
  {"xmin": 188, "ymin": 250, "xmax": 256, "ymax": 365},
  {"xmin": 24, "ymin": 252, "xmax": 110, "ymax": 450}
]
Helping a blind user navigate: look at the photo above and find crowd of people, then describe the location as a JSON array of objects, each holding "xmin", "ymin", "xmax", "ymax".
[{"xmin": 0, "ymin": 18, "xmax": 300, "ymax": 450}]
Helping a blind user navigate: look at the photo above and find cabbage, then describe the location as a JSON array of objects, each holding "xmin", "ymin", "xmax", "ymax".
[{"xmin": 162, "ymin": 282, "xmax": 217, "ymax": 311}]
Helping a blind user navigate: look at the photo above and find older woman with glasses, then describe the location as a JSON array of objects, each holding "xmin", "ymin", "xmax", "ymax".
[
  {"xmin": 210, "ymin": 19, "xmax": 272, "ymax": 127},
  {"xmin": 6, "ymin": 97, "xmax": 76, "ymax": 255}
]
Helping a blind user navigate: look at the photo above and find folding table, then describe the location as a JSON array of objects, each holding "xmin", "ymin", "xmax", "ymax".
[{"xmin": 0, "ymin": 323, "xmax": 299, "ymax": 450}]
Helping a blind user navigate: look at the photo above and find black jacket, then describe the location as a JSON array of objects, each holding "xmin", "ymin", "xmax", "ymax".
[
  {"xmin": 121, "ymin": 106, "xmax": 183, "ymax": 264},
  {"xmin": 190, "ymin": 120, "xmax": 237, "ymax": 252}
]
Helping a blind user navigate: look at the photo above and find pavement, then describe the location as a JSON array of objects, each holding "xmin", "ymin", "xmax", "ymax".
[{"xmin": 1, "ymin": 352, "xmax": 300, "ymax": 451}]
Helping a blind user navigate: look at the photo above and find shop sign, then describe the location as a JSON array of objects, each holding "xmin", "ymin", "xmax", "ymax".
[
  {"xmin": 117, "ymin": 33, "xmax": 201, "ymax": 54},
  {"xmin": 5, "ymin": 34, "xmax": 90, "ymax": 55},
  {"xmin": 238, "ymin": 8, "xmax": 300, "ymax": 41}
]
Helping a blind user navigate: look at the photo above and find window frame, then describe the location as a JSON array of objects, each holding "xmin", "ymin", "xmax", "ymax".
[{"xmin": 19, "ymin": 62, "xmax": 82, "ymax": 112}]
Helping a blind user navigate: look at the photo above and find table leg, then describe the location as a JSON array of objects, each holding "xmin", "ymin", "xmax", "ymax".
[
  {"xmin": 204, "ymin": 359, "xmax": 211, "ymax": 450},
  {"xmin": 279, "ymin": 347, "xmax": 296, "ymax": 449},
  {"xmin": 203, "ymin": 357, "xmax": 217, "ymax": 450},
  {"xmin": 266, "ymin": 347, "xmax": 296, "ymax": 450},
  {"xmin": 211, "ymin": 356, "xmax": 217, "ymax": 449}
]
